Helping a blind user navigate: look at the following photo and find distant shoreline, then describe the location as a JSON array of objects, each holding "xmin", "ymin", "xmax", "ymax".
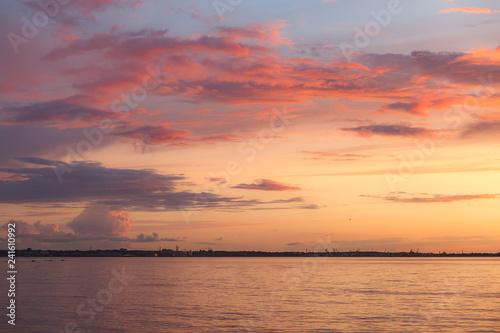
[{"xmin": 3, "ymin": 249, "xmax": 500, "ymax": 258}]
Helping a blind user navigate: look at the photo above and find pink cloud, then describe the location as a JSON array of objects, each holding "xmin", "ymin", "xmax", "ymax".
[
  {"xmin": 439, "ymin": 7, "xmax": 491, "ymax": 14},
  {"xmin": 363, "ymin": 192, "xmax": 500, "ymax": 203}
]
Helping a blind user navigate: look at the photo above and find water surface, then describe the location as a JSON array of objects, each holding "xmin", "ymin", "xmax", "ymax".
[{"xmin": 2, "ymin": 257, "xmax": 499, "ymax": 332}]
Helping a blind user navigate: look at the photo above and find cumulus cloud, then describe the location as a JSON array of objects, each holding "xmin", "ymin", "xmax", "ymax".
[
  {"xmin": 67, "ymin": 204, "xmax": 130, "ymax": 237},
  {"xmin": 2, "ymin": 219, "xmax": 74, "ymax": 243},
  {"xmin": 4, "ymin": 219, "xmax": 34, "ymax": 235},
  {"xmin": 34, "ymin": 220, "xmax": 62, "ymax": 236}
]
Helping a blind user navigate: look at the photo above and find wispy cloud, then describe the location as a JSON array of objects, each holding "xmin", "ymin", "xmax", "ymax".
[
  {"xmin": 460, "ymin": 120, "xmax": 500, "ymax": 138},
  {"xmin": 341, "ymin": 124, "xmax": 438, "ymax": 138},
  {"xmin": 363, "ymin": 192, "xmax": 500, "ymax": 203},
  {"xmin": 232, "ymin": 179, "xmax": 301, "ymax": 191},
  {"xmin": 439, "ymin": 7, "xmax": 492, "ymax": 14}
]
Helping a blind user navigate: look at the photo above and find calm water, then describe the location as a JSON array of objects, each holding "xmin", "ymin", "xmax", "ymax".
[{"xmin": 1, "ymin": 257, "xmax": 499, "ymax": 332}]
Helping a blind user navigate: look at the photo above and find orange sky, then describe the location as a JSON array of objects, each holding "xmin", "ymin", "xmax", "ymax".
[{"xmin": 0, "ymin": 0, "xmax": 499, "ymax": 252}]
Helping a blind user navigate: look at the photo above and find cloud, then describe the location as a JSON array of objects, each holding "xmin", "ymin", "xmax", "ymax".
[
  {"xmin": 0, "ymin": 96, "xmax": 119, "ymax": 125},
  {"xmin": 362, "ymin": 192, "xmax": 500, "ymax": 203},
  {"xmin": 341, "ymin": 124, "xmax": 436, "ymax": 138},
  {"xmin": 0, "ymin": 124, "xmax": 94, "ymax": 166},
  {"xmin": 114, "ymin": 125, "xmax": 191, "ymax": 149},
  {"xmin": 25, "ymin": 0, "xmax": 144, "ymax": 28},
  {"xmin": 34, "ymin": 220, "xmax": 62, "ymax": 236},
  {"xmin": 460, "ymin": 120, "xmax": 500, "ymax": 138},
  {"xmin": 67, "ymin": 204, "xmax": 130, "ymax": 237},
  {"xmin": 4, "ymin": 219, "xmax": 35, "ymax": 235},
  {"xmin": 0, "ymin": 158, "xmax": 316, "ymax": 212},
  {"xmin": 0, "ymin": 157, "xmax": 183, "ymax": 204},
  {"xmin": 439, "ymin": 7, "xmax": 492, "ymax": 14},
  {"xmin": 192, "ymin": 241, "xmax": 231, "ymax": 246},
  {"xmin": 2, "ymin": 217, "xmax": 183, "ymax": 244},
  {"xmin": 302, "ymin": 151, "xmax": 371, "ymax": 161},
  {"xmin": 45, "ymin": 28, "xmax": 250, "ymax": 61},
  {"xmin": 29, "ymin": 19, "xmax": 500, "ymax": 120},
  {"xmin": 215, "ymin": 20, "xmax": 292, "ymax": 46},
  {"xmin": 134, "ymin": 232, "xmax": 182, "ymax": 242},
  {"xmin": 2, "ymin": 219, "xmax": 74, "ymax": 241},
  {"xmin": 232, "ymin": 179, "xmax": 301, "ymax": 191},
  {"xmin": 378, "ymin": 102, "xmax": 428, "ymax": 117},
  {"xmin": 194, "ymin": 134, "xmax": 239, "ymax": 143},
  {"xmin": 286, "ymin": 242, "xmax": 302, "ymax": 246}
]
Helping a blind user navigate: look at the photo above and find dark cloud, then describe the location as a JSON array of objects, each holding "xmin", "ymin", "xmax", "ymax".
[
  {"xmin": 379, "ymin": 102, "xmax": 427, "ymax": 116},
  {"xmin": 1, "ymin": 96, "xmax": 119, "ymax": 125},
  {"xmin": 0, "ymin": 158, "xmax": 316, "ymax": 212},
  {"xmin": 410, "ymin": 50, "xmax": 500, "ymax": 86},
  {"xmin": 232, "ymin": 179, "xmax": 301, "ymax": 191},
  {"xmin": 114, "ymin": 125, "xmax": 190, "ymax": 149},
  {"xmin": 0, "ymin": 157, "xmax": 183, "ymax": 204},
  {"xmin": 342, "ymin": 124, "xmax": 435, "ymax": 138},
  {"xmin": 460, "ymin": 120, "xmax": 500, "ymax": 138},
  {"xmin": 286, "ymin": 242, "xmax": 302, "ymax": 246},
  {"xmin": 0, "ymin": 124, "xmax": 86, "ymax": 166}
]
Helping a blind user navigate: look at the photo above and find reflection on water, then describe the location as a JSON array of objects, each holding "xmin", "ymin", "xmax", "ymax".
[{"xmin": 2, "ymin": 257, "xmax": 500, "ymax": 332}]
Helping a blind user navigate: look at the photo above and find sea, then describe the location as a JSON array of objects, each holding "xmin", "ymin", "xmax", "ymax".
[{"xmin": 1, "ymin": 257, "xmax": 499, "ymax": 332}]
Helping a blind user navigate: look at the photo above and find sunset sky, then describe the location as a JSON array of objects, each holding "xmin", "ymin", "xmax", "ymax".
[{"xmin": 1, "ymin": 0, "xmax": 499, "ymax": 252}]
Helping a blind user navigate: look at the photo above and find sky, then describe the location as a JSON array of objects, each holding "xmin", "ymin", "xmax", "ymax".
[{"xmin": 0, "ymin": 0, "xmax": 499, "ymax": 252}]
